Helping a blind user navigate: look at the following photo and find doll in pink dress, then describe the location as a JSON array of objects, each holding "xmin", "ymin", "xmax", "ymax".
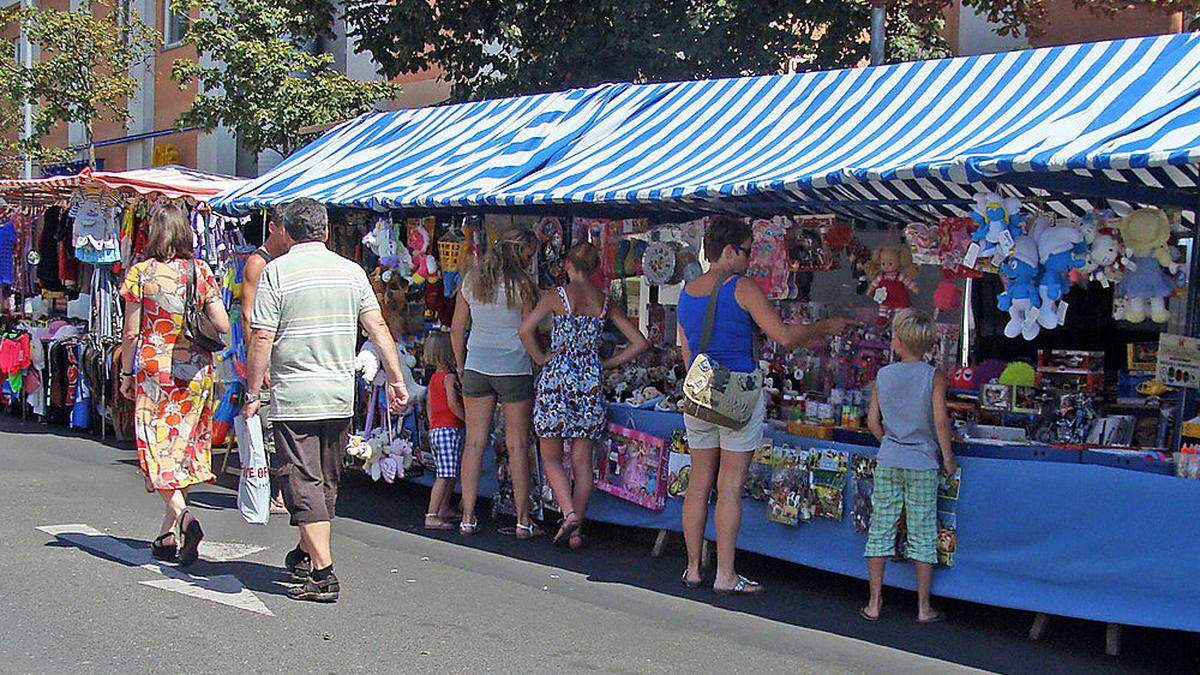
[{"xmin": 866, "ymin": 245, "xmax": 919, "ymax": 326}]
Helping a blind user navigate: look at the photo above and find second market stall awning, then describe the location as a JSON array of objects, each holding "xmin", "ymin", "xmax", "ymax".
[
  {"xmin": 210, "ymin": 32, "xmax": 1200, "ymax": 221},
  {"xmin": 0, "ymin": 165, "xmax": 249, "ymax": 206}
]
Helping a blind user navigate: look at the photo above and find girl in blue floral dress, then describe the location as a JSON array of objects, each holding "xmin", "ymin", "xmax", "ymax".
[{"xmin": 520, "ymin": 243, "xmax": 648, "ymax": 546}]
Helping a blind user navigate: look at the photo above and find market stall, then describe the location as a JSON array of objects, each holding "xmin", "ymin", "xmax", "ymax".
[
  {"xmin": 0, "ymin": 165, "xmax": 252, "ymax": 441},
  {"xmin": 209, "ymin": 33, "xmax": 1200, "ymax": 635}
]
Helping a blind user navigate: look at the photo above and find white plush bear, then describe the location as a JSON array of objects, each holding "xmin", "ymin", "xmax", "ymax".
[{"xmin": 355, "ymin": 340, "xmax": 427, "ymax": 411}]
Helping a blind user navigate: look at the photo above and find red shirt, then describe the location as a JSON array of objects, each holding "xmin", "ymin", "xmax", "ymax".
[{"xmin": 427, "ymin": 370, "xmax": 463, "ymax": 429}]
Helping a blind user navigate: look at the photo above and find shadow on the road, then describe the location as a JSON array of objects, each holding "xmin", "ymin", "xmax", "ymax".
[
  {"xmin": 328, "ymin": 471, "xmax": 1198, "ymax": 675},
  {"xmin": 42, "ymin": 533, "xmax": 293, "ymax": 598}
]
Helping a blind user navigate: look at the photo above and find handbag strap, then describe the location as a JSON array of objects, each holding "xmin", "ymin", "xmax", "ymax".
[{"xmin": 697, "ymin": 273, "xmax": 732, "ymax": 355}]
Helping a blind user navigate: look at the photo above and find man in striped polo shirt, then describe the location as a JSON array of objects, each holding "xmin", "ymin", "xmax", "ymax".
[{"xmin": 242, "ymin": 198, "xmax": 409, "ymax": 603}]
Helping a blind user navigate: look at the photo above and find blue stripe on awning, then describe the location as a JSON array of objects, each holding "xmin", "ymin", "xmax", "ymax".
[{"xmin": 210, "ymin": 33, "xmax": 1200, "ymax": 218}]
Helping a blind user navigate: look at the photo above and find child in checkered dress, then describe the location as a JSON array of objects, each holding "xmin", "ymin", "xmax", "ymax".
[
  {"xmin": 423, "ymin": 332, "xmax": 465, "ymax": 530},
  {"xmin": 862, "ymin": 309, "xmax": 958, "ymax": 623}
]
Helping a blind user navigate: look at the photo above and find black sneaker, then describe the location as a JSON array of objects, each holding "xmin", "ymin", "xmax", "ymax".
[
  {"xmin": 287, "ymin": 573, "xmax": 339, "ymax": 603},
  {"xmin": 285, "ymin": 548, "xmax": 312, "ymax": 582}
]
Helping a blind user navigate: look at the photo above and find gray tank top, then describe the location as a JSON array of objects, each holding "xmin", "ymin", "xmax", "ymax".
[{"xmin": 875, "ymin": 361, "xmax": 939, "ymax": 470}]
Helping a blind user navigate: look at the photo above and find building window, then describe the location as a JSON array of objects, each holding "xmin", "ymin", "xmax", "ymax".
[{"xmin": 163, "ymin": 1, "xmax": 190, "ymax": 47}]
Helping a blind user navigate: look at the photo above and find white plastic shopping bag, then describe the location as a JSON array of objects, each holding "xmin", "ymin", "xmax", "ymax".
[{"xmin": 234, "ymin": 414, "xmax": 271, "ymax": 525}]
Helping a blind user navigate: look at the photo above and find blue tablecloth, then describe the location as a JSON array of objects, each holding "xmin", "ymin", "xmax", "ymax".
[{"xmin": 402, "ymin": 405, "xmax": 1200, "ymax": 633}]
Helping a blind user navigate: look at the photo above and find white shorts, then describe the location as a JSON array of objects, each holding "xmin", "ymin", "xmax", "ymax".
[{"xmin": 683, "ymin": 395, "xmax": 766, "ymax": 453}]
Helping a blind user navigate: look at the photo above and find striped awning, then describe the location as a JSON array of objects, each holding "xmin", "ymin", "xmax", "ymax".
[
  {"xmin": 210, "ymin": 33, "xmax": 1200, "ymax": 221},
  {"xmin": 0, "ymin": 165, "xmax": 249, "ymax": 206}
]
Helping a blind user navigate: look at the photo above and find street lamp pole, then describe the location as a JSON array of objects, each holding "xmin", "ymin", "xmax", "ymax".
[{"xmin": 870, "ymin": 1, "xmax": 888, "ymax": 66}]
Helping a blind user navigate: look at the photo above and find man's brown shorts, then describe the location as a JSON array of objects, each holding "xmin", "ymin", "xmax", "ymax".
[{"xmin": 273, "ymin": 418, "xmax": 351, "ymax": 526}]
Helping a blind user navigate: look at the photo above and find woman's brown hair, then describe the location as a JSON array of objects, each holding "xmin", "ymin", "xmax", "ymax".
[
  {"xmin": 563, "ymin": 242, "xmax": 599, "ymax": 276},
  {"xmin": 465, "ymin": 226, "xmax": 537, "ymax": 308},
  {"xmin": 703, "ymin": 215, "xmax": 753, "ymax": 263},
  {"xmin": 422, "ymin": 331, "xmax": 456, "ymax": 372},
  {"xmin": 143, "ymin": 201, "xmax": 195, "ymax": 261}
]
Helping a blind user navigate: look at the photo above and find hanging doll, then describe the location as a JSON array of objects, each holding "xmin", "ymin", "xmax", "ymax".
[
  {"xmin": 1079, "ymin": 226, "xmax": 1132, "ymax": 288},
  {"xmin": 969, "ymin": 192, "xmax": 1025, "ymax": 262},
  {"xmin": 407, "ymin": 219, "xmax": 438, "ymax": 285},
  {"xmin": 865, "ymin": 245, "xmax": 918, "ymax": 326},
  {"xmin": 1115, "ymin": 208, "xmax": 1180, "ymax": 323},
  {"xmin": 931, "ymin": 216, "xmax": 980, "ymax": 316},
  {"xmin": 996, "ymin": 236, "xmax": 1042, "ymax": 341},
  {"xmin": 1031, "ymin": 215, "xmax": 1087, "ymax": 331}
]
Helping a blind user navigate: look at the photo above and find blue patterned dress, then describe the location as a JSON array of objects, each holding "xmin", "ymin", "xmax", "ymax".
[{"xmin": 533, "ymin": 287, "xmax": 607, "ymax": 439}]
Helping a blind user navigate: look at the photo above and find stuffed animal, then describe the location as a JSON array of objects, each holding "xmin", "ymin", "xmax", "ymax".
[
  {"xmin": 1031, "ymin": 217, "xmax": 1087, "ymax": 330},
  {"xmin": 1115, "ymin": 208, "xmax": 1179, "ymax": 323},
  {"xmin": 865, "ymin": 245, "xmax": 919, "ymax": 326},
  {"xmin": 362, "ymin": 216, "xmax": 398, "ymax": 259},
  {"xmin": 355, "ymin": 340, "xmax": 426, "ymax": 408},
  {"xmin": 996, "ymin": 236, "xmax": 1042, "ymax": 340},
  {"xmin": 407, "ymin": 220, "xmax": 438, "ymax": 285},
  {"xmin": 969, "ymin": 192, "xmax": 1025, "ymax": 262},
  {"xmin": 1079, "ymin": 226, "xmax": 1132, "ymax": 287}
]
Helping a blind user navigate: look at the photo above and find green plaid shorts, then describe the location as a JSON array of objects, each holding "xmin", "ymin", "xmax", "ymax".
[{"xmin": 864, "ymin": 466, "xmax": 938, "ymax": 564}]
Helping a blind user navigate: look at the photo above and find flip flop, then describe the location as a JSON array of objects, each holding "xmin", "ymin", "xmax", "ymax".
[
  {"xmin": 553, "ymin": 512, "xmax": 580, "ymax": 546},
  {"xmin": 859, "ymin": 608, "xmax": 880, "ymax": 622},
  {"xmin": 680, "ymin": 571, "xmax": 703, "ymax": 589},
  {"xmin": 713, "ymin": 575, "xmax": 764, "ymax": 596},
  {"xmin": 424, "ymin": 514, "xmax": 456, "ymax": 531},
  {"xmin": 917, "ymin": 610, "xmax": 946, "ymax": 624},
  {"xmin": 515, "ymin": 522, "xmax": 544, "ymax": 540}
]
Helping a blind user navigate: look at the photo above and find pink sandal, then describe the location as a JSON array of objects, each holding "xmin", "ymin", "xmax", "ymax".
[{"xmin": 424, "ymin": 514, "xmax": 455, "ymax": 531}]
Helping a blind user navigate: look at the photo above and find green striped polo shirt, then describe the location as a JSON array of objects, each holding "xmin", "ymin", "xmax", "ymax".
[{"xmin": 251, "ymin": 241, "xmax": 379, "ymax": 421}]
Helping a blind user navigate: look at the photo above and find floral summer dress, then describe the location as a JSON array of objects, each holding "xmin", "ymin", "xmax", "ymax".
[
  {"xmin": 533, "ymin": 287, "xmax": 607, "ymax": 439},
  {"xmin": 120, "ymin": 259, "xmax": 219, "ymax": 491}
]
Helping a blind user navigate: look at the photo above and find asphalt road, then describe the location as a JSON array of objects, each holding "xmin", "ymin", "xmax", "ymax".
[{"xmin": 0, "ymin": 415, "xmax": 1194, "ymax": 674}]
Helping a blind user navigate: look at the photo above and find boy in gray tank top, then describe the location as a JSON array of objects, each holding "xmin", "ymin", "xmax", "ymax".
[{"xmin": 861, "ymin": 309, "xmax": 957, "ymax": 624}]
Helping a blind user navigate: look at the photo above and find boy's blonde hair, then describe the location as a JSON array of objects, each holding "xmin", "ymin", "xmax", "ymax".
[
  {"xmin": 422, "ymin": 331, "xmax": 456, "ymax": 371},
  {"xmin": 892, "ymin": 308, "xmax": 936, "ymax": 356}
]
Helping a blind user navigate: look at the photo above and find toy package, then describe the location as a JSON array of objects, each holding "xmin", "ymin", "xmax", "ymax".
[
  {"xmin": 596, "ymin": 424, "xmax": 670, "ymax": 511},
  {"xmin": 849, "ymin": 454, "xmax": 877, "ymax": 533},
  {"xmin": 810, "ymin": 449, "xmax": 850, "ymax": 520},
  {"xmin": 667, "ymin": 450, "xmax": 692, "ymax": 498},
  {"xmin": 937, "ymin": 468, "xmax": 961, "ymax": 567},
  {"xmin": 767, "ymin": 447, "xmax": 813, "ymax": 526},
  {"xmin": 747, "ymin": 217, "xmax": 791, "ymax": 299},
  {"xmin": 744, "ymin": 442, "xmax": 775, "ymax": 501}
]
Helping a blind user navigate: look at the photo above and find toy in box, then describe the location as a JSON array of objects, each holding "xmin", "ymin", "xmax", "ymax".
[
  {"xmin": 1037, "ymin": 350, "xmax": 1104, "ymax": 373},
  {"xmin": 1127, "ymin": 342, "xmax": 1159, "ymax": 371},
  {"xmin": 980, "ymin": 382, "xmax": 1012, "ymax": 411}
]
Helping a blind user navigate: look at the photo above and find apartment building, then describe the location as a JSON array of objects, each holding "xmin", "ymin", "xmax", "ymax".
[{"xmin": 5, "ymin": 0, "xmax": 450, "ymax": 178}]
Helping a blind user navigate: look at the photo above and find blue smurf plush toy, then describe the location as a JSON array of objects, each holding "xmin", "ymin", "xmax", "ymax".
[
  {"xmin": 1032, "ymin": 216, "xmax": 1087, "ymax": 330},
  {"xmin": 970, "ymin": 192, "xmax": 1026, "ymax": 261},
  {"xmin": 997, "ymin": 235, "xmax": 1042, "ymax": 340}
]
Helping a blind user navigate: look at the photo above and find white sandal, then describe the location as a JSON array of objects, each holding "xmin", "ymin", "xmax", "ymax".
[
  {"xmin": 459, "ymin": 519, "xmax": 478, "ymax": 535},
  {"xmin": 515, "ymin": 521, "xmax": 543, "ymax": 540}
]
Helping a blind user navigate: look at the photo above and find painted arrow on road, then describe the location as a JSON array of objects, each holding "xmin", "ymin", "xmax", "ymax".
[{"xmin": 37, "ymin": 524, "xmax": 274, "ymax": 616}]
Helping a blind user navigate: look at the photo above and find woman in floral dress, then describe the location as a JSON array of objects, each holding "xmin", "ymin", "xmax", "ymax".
[
  {"xmin": 119, "ymin": 202, "xmax": 230, "ymax": 566},
  {"xmin": 519, "ymin": 243, "xmax": 647, "ymax": 547}
]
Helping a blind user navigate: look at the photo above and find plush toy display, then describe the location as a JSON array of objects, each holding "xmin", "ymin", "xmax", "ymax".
[
  {"xmin": 969, "ymin": 192, "xmax": 1025, "ymax": 261},
  {"xmin": 996, "ymin": 236, "xmax": 1042, "ymax": 341},
  {"xmin": 407, "ymin": 220, "xmax": 438, "ymax": 285},
  {"xmin": 1079, "ymin": 226, "xmax": 1131, "ymax": 287},
  {"xmin": 355, "ymin": 339, "xmax": 426, "ymax": 410},
  {"xmin": 1115, "ymin": 208, "xmax": 1180, "ymax": 323},
  {"xmin": 865, "ymin": 245, "xmax": 918, "ymax": 326},
  {"xmin": 1031, "ymin": 216, "xmax": 1087, "ymax": 330}
]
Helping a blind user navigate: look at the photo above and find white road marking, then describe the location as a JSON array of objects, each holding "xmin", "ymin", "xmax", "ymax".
[{"xmin": 37, "ymin": 524, "xmax": 274, "ymax": 616}]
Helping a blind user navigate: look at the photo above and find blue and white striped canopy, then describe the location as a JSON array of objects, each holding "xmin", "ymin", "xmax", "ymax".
[{"xmin": 211, "ymin": 33, "xmax": 1200, "ymax": 221}]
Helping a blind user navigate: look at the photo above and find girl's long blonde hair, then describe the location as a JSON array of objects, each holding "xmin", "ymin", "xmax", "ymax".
[{"xmin": 465, "ymin": 227, "xmax": 538, "ymax": 308}]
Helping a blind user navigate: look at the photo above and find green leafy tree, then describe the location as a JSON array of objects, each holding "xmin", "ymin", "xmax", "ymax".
[
  {"xmin": 343, "ymin": 0, "xmax": 1196, "ymax": 102},
  {"xmin": 171, "ymin": 0, "xmax": 399, "ymax": 158},
  {"xmin": 0, "ymin": 1, "xmax": 159, "ymax": 167},
  {"xmin": 960, "ymin": 0, "xmax": 1200, "ymax": 37}
]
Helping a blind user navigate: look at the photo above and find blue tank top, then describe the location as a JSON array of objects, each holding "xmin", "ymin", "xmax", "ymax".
[
  {"xmin": 678, "ymin": 276, "xmax": 755, "ymax": 373},
  {"xmin": 875, "ymin": 361, "xmax": 939, "ymax": 470}
]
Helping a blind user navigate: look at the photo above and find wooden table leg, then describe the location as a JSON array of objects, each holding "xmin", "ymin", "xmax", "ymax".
[
  {"xmin": 1105, "ymin": 623, "xmax": 1122, "ymax": 656},
  {"xmin": 651, "ymin": 529, "xmax": 671, "ymax": 557}
]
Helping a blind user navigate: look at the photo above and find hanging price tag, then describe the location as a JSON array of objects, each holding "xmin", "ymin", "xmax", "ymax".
[
  {"xmin": 963, "ymin": 242, "xmax": 981, "ymax": 269},
  {"xmin": 1056, "ymin": 301, "xmax": 1069, "ymax": 325}
]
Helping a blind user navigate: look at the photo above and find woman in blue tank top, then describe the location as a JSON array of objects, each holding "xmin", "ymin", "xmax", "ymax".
[{"xmin": 677, "ymin": 216, "xmax": 849, "ymax": 595}]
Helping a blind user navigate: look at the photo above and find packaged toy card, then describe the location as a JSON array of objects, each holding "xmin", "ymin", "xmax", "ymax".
[
  {"xmin": 596, "ymin": 424, "xmax": 670, "ymax": 511},
  {"xmin": 849, "ymin": 454, "xmax": 877, "ymax": 533},
  {"xmin": 747, "ymin": 217, "xmax": 791, "ymax": 299},
  {"xmin": 936, "ymin": 468, "xmax": 961, "ymax": 567},
  {"xmin": 810, "ymin": 449, "xmax": 850, "ymax": 520},
  {"xmin": 667, "ymin": 451, "xmax": 692, "ymax": 498},
  {"xmin": 767, "ymin": 447, "xmax": 813, "ymax": 526},
  {"xmin": 744, "ymin": 442, "xmax": 775, "ymax": 501}
]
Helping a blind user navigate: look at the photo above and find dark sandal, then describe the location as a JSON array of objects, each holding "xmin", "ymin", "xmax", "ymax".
[
  {"xmin": 287, "ymin": 573, "xmax": 340, "ymax": 603},
  {"xmin": 860, "ymin": 607, "xmax": 880, "ymax": 622},
  {"xmin": 713, "ymin": 575, "xmax": 764, "ymax": 596},
  {"xmin": 568, "ymin": 531, "xmax": 587, "ymax": 550},
  {"xmin": 553, "ymin": 512, "xmax": 580, "ymax": 546},
  {"xmin": 151, "ymin": 533, "xmax": 177, "ymax": 562},
  {"xmin": 285, "ymin": 548, "xmax": 312, "ymax": 582},
  {"xmin": 681, "ymin": 571, "xmax": 703, "ymax": 589},
  {"xmin": 176, "ymin": 510, "xmax": 204, "ymax": 567},
  {"xmin": 515, "ymin": 522, "xmax": 544, "ymax": 540}
]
